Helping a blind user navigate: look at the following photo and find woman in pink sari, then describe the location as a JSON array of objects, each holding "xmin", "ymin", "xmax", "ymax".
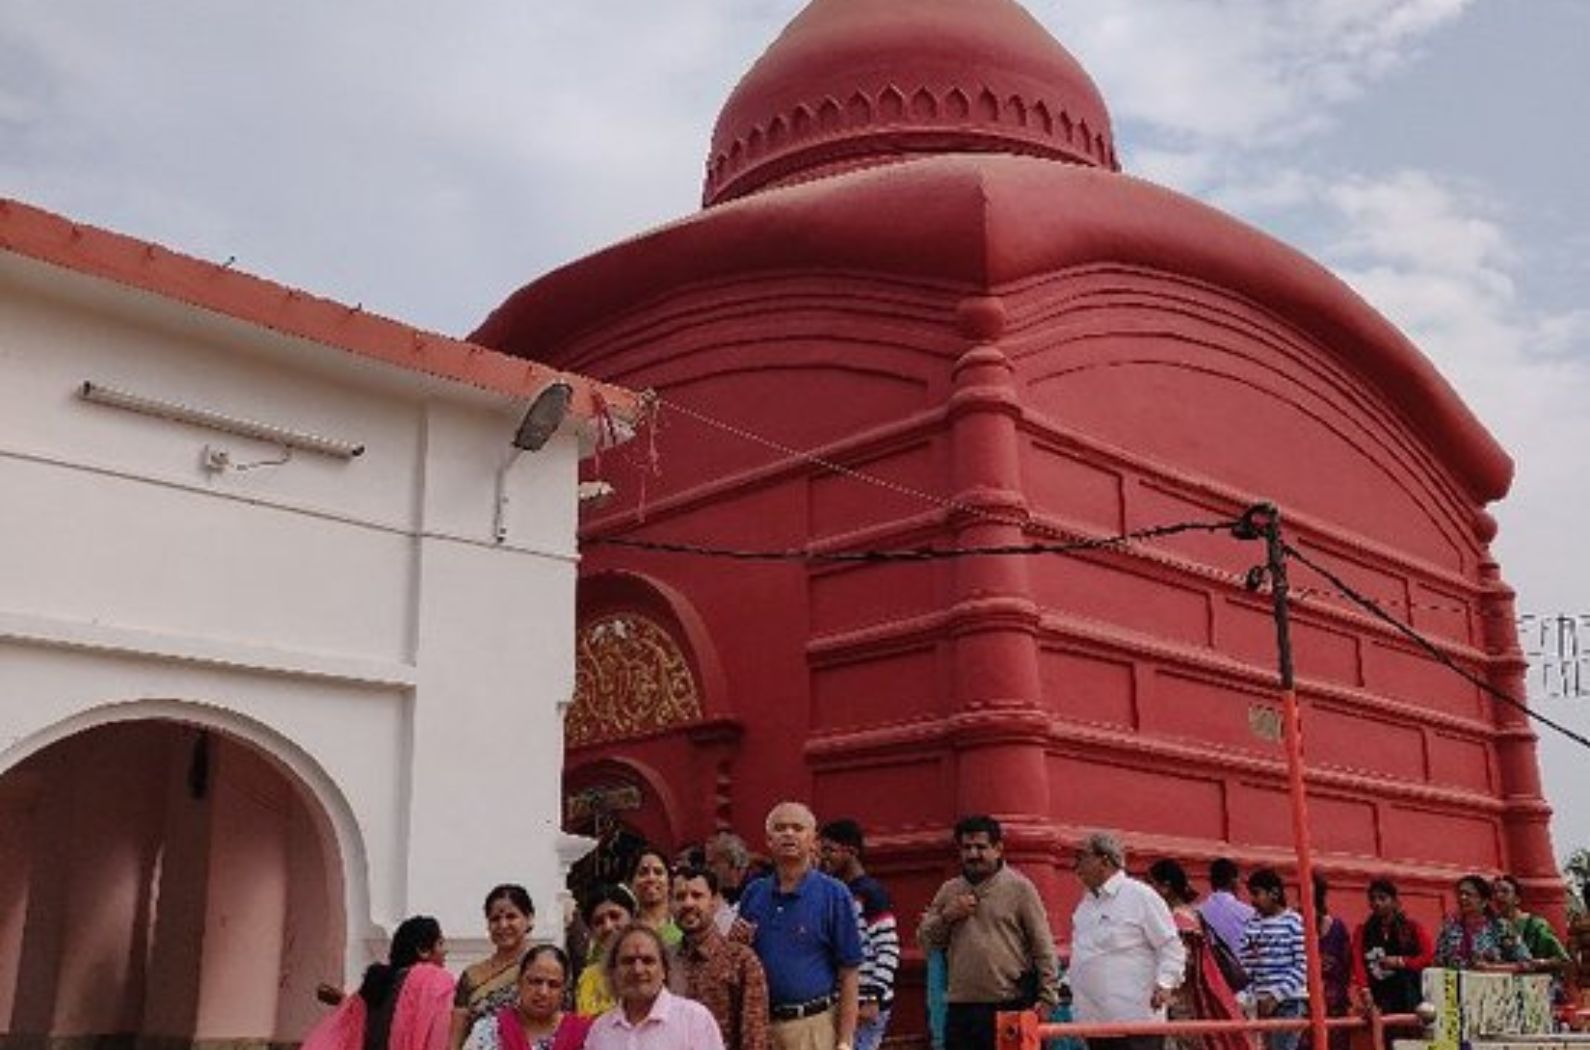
[
  {"xmin": 462, "ymin": 945, "xmax": 591, "ymax": 1050},
  {"xmin": 304, "ymin": 916, "xmax": 456, "ymax": 1050},
  {"xmin": 1149, "ymin": 860, "xmax": 1253, "ymax": 1050}
]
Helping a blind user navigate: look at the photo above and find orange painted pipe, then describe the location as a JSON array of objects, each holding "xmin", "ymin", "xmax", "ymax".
[{"xmin": 1282, "ymin": 686, "xmax": 1332, "ymax": 1050}]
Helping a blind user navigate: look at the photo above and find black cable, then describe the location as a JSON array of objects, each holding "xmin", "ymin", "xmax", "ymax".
[
  {"xmin": 1282, "ymin": 540, "xmax": 1590, "ymax": 752},
  {"xmin": 587, "ymin": 517, "xmax": 1243, "ymax": 564}
]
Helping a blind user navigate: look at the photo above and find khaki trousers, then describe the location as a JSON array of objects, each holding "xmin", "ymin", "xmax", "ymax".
[{"xmin": 770, "ymin": 1008, "xmax": 837, "ymax": 1050}]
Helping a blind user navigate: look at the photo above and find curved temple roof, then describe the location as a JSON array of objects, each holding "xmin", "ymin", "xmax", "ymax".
[{"xmin": 474, "ymin": 155, "xmax": 1511, "ymax": 503}]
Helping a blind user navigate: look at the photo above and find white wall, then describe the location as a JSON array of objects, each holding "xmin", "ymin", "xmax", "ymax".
[{"xmin": 0, "ymin": 252, "xmax": 590, "ymax": 995}]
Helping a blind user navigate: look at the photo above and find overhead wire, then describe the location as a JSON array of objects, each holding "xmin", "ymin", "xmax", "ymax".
[
  {"xmin": 654, "ymin": 394, "xmax": 1099, "ymax": 543},
  {"xmin": 617, "ymin": 398, "xmax": 1590, "ymax": 744},
  {"xmin": 645, "ymin": 396, "xmax": 1547, "ymax": 618},
  {"xmin": 1282, "ymin": 540, "xmax": 1590, "ymax": 752},
  {"xmin": 591, "ymin": 517, "xmax": 1243, "ymax": 563}
]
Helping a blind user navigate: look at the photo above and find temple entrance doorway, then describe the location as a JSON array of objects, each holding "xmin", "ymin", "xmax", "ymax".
[
  {"xmin": 562, "ymin": 760, "xmax": 679, "ymax": 901},
  {"xmin": 0, "ymin": 719, "xmax": 345, "ymax": 1050}
]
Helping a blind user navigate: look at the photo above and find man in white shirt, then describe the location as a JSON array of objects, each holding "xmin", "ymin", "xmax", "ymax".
[{"xmin": 1068, "ymin": 831, "xmax": 1186, "ymax": 1050}]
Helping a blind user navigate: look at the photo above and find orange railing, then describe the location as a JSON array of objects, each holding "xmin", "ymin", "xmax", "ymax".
[{"xmin": 994, "ymin": 1010, "xmax": 1427, "ymax": 1050}]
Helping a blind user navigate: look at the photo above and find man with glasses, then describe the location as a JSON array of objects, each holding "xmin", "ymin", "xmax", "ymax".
[{"xmin": 1069, "ymin": 831, "xmax": 1185, "ymax": 1050}]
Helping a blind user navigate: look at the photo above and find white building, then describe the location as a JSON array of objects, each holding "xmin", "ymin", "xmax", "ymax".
[{"xmin": 0, "ymin": 198, "xmax": 638, "ymax": 1047}]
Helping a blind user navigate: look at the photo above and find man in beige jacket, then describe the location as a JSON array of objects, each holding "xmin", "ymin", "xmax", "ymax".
[{"xmin": 918, "ymin": 815, "xmax": 1059, "ymax": 1050}]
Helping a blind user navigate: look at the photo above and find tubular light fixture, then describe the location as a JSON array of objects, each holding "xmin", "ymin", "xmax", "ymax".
[{"xmin": 78, "ymin": 381, "xmax": 365, "ymax": 459}]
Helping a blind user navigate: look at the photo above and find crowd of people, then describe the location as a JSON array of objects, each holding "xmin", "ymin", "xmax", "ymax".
[
  {"xmin": 1052, "ymin": 836, "xmax": 1573, "ymax": 1050},
  {"xmin": 301, "ymin": 808, "xmax": 1574, "ymax": 1050}
]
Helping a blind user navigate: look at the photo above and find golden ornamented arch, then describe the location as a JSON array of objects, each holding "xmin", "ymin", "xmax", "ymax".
[{"xmin": 566, "ymin": 613, "xmax": 703, "ymax": 746}]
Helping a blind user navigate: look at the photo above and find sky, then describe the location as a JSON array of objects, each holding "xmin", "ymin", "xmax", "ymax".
[{"xmin": 3, "ymin": 1, "xmax": 1588, "ymax": 853}]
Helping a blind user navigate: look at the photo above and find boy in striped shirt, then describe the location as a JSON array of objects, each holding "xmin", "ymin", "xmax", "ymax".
[
  {"xmin": 1241, "ymin": 868, "xmax": 1308, "ymax": 1050},
  {"xmin": 820, "ymin": 819, "xmax": 900, "ymax": 1050}
]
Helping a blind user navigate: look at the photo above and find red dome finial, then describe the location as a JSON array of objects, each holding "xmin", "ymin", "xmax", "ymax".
[{"xmin": 703, "ymin": 0, "xmax": 1118, "ymax": 207}]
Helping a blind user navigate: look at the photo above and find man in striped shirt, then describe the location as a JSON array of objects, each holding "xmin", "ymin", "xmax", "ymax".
[
  {"xmin": 820, "ymin": 819, "xmax": 900, "ymax": 1050},
  {"xmin": 1240, "ymin": 869, "xmax": 1308, "ymax": 1050}
]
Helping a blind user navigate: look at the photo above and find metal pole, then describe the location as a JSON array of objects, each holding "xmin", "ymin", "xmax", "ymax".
[{"xmin": 1250, "ymin": 503, "xmax": 1330, "ymax": 1050}]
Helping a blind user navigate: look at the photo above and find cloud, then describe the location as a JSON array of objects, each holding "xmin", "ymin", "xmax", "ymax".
[
  {"xmin": 0, "ymin": 1, "xmax": 805, "ymax": 332},
  {"xmin": 1297, "ymin": 171, "xmax": 1590, "ymax": 620},
  {"xmin": 1327, "ymin": 171, "xmax": 1515, "ymax": 278},
  {"xmin": 1048, "ymin": 0, "xmax": 1473, "ymax": 146}
]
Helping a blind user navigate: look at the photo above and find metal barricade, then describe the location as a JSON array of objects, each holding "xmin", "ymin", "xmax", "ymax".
[{"xmin": 994, "ymin": 1009, "xmax": 1427, "ymax": 1050}]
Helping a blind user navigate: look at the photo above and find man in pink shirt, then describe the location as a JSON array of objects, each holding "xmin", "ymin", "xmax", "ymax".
[{"xmin": 585, "ymin": 924, "xmax": 725, "ymax": 1050}]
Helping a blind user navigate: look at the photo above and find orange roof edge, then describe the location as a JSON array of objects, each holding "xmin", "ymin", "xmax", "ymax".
[{"xmin": 0, "ymin": 196, "xmax": 643, "ymax": 434}]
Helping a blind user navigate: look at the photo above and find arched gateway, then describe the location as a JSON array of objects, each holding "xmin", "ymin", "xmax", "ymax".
[{"xmin": 0, "ymin": 708, "xmax": 354, "ymax": 1049}]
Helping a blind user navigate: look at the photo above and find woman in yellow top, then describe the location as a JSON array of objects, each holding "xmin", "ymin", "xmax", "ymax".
[
  {"xmin": 574, "ymin": 884, "xmax": 637, "ymax": 1017},
  {"xmin": 450, "ymin": 885, "xmax": 535, "ymax": 1048}
]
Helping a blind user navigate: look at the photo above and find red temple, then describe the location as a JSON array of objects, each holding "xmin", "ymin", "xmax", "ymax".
[{"xmin": 473, "ymin": 0, "xmax": 1558, "ymax": 1028}]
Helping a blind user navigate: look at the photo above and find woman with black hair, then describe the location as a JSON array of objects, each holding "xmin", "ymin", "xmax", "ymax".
[
  {"xmin": 574, "ymin": 883, "xmax": 638, "ymax": 1018},
  {"xmin": 1349, "ymin": 880, "xmax": 1432, "ymax": 1015},
  {"xmin": 462, "ymin": 945, "xmax": 592, "ymax": 1050},
  {"xmin": 1308, "ymin": 874, "xmax": 1352, "ymax": 1050},
  {"xmin": 628, "ymin": 848, "xmax": 682, "ymax": 948},
  {"xmin": 1147, "ymin": 858, "xmax": 1247, "ymax": 1050},
  {"xmin": 305, "ymin": 916, "xmax": 455, "ymax": 1050},
  {"xmin": 451, "ymin": 886, "xmax": 536, "ymax": 1048},
  {"xmin": 1433, "ymin": 874, "xmax": 1529, "ymax": 971}
]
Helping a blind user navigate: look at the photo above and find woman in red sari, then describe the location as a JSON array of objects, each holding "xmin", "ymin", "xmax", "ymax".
[
  {"xmin": 1149, "ymin": 860, "xmax": 1253, "ymax": 1050},
  {"xmin": 462, "ymin": 945, "xmax": 591, "ymax": 1050}
]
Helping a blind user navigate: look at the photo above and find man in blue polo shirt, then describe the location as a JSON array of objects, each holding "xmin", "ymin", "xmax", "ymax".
[{"xmin": 738, "ymin": 801, "xmax": 862, "ymax": 1050}]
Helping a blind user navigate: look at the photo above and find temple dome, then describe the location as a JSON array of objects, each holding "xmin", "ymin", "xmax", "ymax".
[{"xmin": 703, "ymin": 0, "xmax": 1118, "ymax": 206}]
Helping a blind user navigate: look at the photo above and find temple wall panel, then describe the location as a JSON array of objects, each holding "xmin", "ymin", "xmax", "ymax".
[
  {"xmin": 811, "ymin": 645, "xmax": 943, "ymax": 729},
  {"xmin": 1031, "ymin": 558, "xmax": 1213, "ymax": 648},
  {"xmin": 1361, "ymin": 640, "xmax": 1483, "ymax": 719},
  {"xmin": 1121, "ymin": 482, "xmax": 1254, "ymax": 579},
  {"xmin": 1047, "ymin": 755, "xmax": 1226, "ymax": 840},
  {"xmin": 812, "ymin": 757, "xmax": 948, "ymax": 833},
  {"xmin": 1409, "ymin": 582, "xmax": 1475, "ymax": 646},
  {"xmin": 1025, "ymin": 350, "xmax": 1463, "ymax": 570},
  {"xmin": 1305, "ymin": 703, "xmax": 1427, "ymax": 781},
  {"xmin": 1383, "ymin": 805, "xmax": 1503, "ymax": 869},
  {"xmin": 1006, "ymin": 269, "xmax": 1481, "ymax": 578},
  {"xmin": 1227, "ymin": 783, "xmax": 1379, "ymax": 856},
  {"xmin": 808, "ymin": 440, "xmax": 942, "ymax": 539},
  {"xmin": 1426, "ymin": 732, "xmax": 1495, "ymax": 793},
  {"xmin": 809, "ymin": 560, "xmax": 941, "ymax": 636},
  {"xmin": 546, "ymin": 276, "xmax": 962, "ymax": 380},
  {"xmin": 1038, "ymin": 647, "xmax": 1135, "ymax": 728},
  {"xmin": 1022, "ymin": 442, "xmax": 1124, "ymax": 532},
  {"xmin": 1140, "ymin": 670, "xmax": 1276, "ymax": 754}
]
